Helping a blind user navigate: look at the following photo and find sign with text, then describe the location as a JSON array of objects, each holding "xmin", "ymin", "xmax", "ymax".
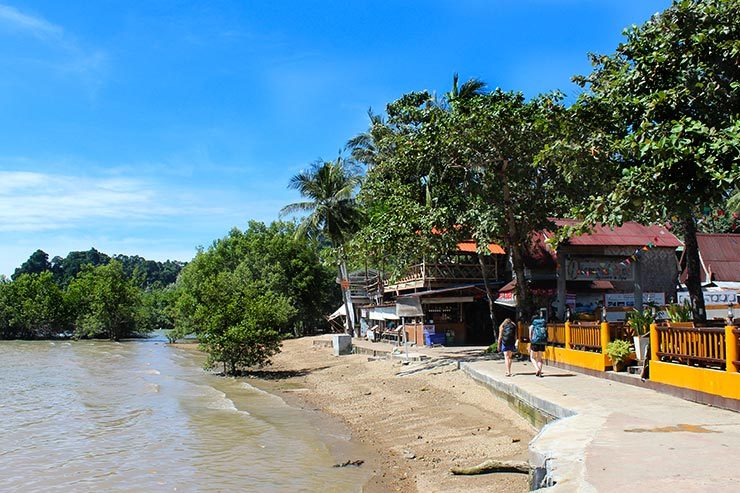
[
  {"xmin": 605, "ymin": 292, "xmax": 665, "ymax": 308},
  {"xmin": 566, "ymin": 257, "xmax": 633, "ymax": 281},
  {"xmin": 677, "ymin": 290, "xmax": 737, "ymax": 306}
]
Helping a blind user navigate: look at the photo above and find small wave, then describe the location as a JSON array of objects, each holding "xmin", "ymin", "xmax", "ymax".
[
  {"xmin": 140, "ymin": 369, "xmax": 160, "ymax": 375},
  {"xmin": 145, "ymin": 383, "xmax": 160, "ymax": 394}
]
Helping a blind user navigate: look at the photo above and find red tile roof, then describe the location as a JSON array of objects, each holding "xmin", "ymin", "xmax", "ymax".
[
  {"xmin": 457, "ymin": 240, "xmax": 506, "ymax": 255},
  {"xmin": 547, "ymin": 219, "xmax": 683, "ymax": 248}
]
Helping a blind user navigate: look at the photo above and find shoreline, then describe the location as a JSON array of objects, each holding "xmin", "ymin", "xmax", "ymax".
[
  {"xmin": 171, "ymin": 338, "xmax": 535, "ymax": 492},
  {"xmin": 234, "ymin": 337, "xmax": 534, "ymax": 492}
]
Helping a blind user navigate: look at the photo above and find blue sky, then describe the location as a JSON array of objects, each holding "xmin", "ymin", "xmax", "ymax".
[{"xmin": 0, "ymin": 0, "xmax": 670, "ymax": 276}]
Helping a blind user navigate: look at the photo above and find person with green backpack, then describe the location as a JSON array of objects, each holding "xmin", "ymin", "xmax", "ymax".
[{"xmin": 529, "ymin": 312, "xmax": 547, "ymax": 377}]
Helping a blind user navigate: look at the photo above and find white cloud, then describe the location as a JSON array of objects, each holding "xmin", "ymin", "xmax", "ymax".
[
  {"xmin": 0, "ymin": 4, "xmax": 63, "ymax": 39},
  {"xmin": 0, "ymin": 170, "xmax": 220, "ymax": 233}
]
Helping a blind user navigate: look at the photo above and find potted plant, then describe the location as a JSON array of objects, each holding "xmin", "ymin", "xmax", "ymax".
[
  {"xmin": 665, "ymin": 300, "xmax": 693, "ymax": 327},
  {"xmin": 605, "ymin": 339, "xmax": 632, "ymax": 372},
  {"xmin": 626, "ymin": 308, "xmax": 654, "ymax": 361}
]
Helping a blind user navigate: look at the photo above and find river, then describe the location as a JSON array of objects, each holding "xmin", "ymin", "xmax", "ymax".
[{"xmin": 0, "ymin": 337, "xmax": 371, "ymax": 492}]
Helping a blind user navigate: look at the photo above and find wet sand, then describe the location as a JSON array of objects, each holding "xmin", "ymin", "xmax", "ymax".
[{"xmin": 245, "ymin": 337, "xmax": 535, "ymax": 493}]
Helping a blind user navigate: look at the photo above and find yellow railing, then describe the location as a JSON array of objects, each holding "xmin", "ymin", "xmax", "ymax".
[
  {"xmin": 650, "ymin": 324, "xmax": 739, "ymax": 372},
  {"xmin": 653, "ymin": 325, "xmax": 725, "ymax": 369},
  {"xmin": 569, "ymin": 322, "xmax": 603, "ymax": 352},
  {"xmin": 547, "ymin": 323, "xmax": 567, "ymax": 346}
]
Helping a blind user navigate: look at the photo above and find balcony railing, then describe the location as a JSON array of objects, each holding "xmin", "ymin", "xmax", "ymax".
[{"xmin": 385, "ymin": 262, "xmax": 498, "ymax": 287}]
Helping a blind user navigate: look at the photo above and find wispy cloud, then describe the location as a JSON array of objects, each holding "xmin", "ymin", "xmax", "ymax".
[
  {"xmin": 0, "ymin": 170, "xmax": 222, "ymax": 233},
  {"xmin": 0, "ymin": 4, "xmax": 62, "ymax": 39},
  {"xmin": 0, "ymin": 3, "xmax": 108, "ymax": 92}
]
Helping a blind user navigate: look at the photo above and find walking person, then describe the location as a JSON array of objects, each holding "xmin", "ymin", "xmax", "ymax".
[
  {"xmin": 529, "ymin": 311, "xmax": 547, "ymax": 377},
  {"xmin": 497, "ymin": 318, "xmax": 517, "ymax": 376}
]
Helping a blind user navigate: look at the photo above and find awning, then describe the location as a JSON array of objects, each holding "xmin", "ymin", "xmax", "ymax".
[
  {"xmin": 328, "ymin": 304, "xmax": 346, "ymax": 320},
  {"xmin": 396, "ymin": 297, "xmax": 424, "ymax": 317},
  {"xmin": 368, "ymin": 311, "xmax": 400, "ymax": 321}
]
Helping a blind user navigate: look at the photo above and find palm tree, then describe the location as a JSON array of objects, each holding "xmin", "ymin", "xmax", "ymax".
[
  {"xmin": 345, "ymin": 108, "xmax": 391, "ymax": 170},
  {"xmin": 281, "ymin": 157, "xmax": 363, "ymax": 335},
  {"xmin": 448, "ymin": 72, "xmax": 487, "ymax": 103}
]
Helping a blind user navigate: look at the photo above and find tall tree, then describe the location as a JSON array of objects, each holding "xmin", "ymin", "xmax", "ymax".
[
  {"xmin": 281, "ymin": 158, "xmax": 363, "ymax": 335},
  {"xmin": 12, "ymin": 249, "xmax": 52, "ymax": 280},
  {"xmin": 564, "ymin": 0, "xmax": 740, "ymax": 323},
  {"xmin": 360, "ymin": 87, "xmax": 570, "ymax": 323},
  {"xmin": 67, "ymin": 260, "xmax": 143, "ymax": 341}
]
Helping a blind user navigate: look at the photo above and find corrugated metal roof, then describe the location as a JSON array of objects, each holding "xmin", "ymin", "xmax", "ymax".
[
  {"xmin": 549, "ymin": 219, "xmax": 683, "ymax": 248},
  {"xmin": 697, "ymin": 234, "xmax": 740, "ymax": 282}
]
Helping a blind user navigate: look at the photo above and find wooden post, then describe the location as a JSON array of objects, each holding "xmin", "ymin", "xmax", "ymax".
[
  {"xmin": 556, "ymin": 251, "xmax": 566, "ymax": 321},
  {"xmin": 633, "ymin": 260, "xmax": 644, "ymax": 312},
  {"xmin": 725, "ymin": 325, "xmax": 738, "ymax": 373},
  {"xmin": 600, "ymin": 321, "xmax": 610, "ymax": 353},
  {"xmin": 565, "ymin": 321, "xmax": 571, "ymax": 350},
  {"xmin": 650, "ymin": 323, "xmax": 659, "ymax": 362}
]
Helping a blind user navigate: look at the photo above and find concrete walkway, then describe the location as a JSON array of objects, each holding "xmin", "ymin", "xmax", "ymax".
[
  {"xmin": 319, "ymin": 336, "xmax": 740, "ymax": 490},
  {"xmin": 461, "ymin": 357, "xmax": 740, "ymax": 492}
]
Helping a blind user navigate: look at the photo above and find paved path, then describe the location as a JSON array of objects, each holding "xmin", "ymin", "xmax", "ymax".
[
  {"xmin": 321, "ymin": 335, "xmax": 740, "ymax": 491},
  {"xmin": 461, "ymin": 357, "xmax": 740, "ymax": 492}
]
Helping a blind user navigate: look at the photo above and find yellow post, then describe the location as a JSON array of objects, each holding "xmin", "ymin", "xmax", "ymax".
[
  {"xmin": 600, "ymin": 321, "xmax": 610, "ymax": 353},
  {"xmin": 650, "ymin": 322, "xmax": 659, "ymax": 362},
  {"xmin": 565, "ymin": 321, "xmax": 571, "ymax": 350},
  {"xmin": 517, "ymin": 321, "xmax": 527, "ymax": 355},
  {"xmin": 725, "ymin": 325, "xmax": 738, "ymax": 373}
]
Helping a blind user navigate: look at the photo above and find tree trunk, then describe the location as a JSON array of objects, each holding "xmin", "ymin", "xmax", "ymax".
[
  {"xmin": 450, "ymin": 459, "xmax": 531, "ymax": 475},
  {"xmin": 500, "ymin": 159, "xmax": 534, "ymax": 323},
  {"xmin": 477, "ymin": 254, "xmax": 498, "ymax": 337},
  {"xmin": 510, "ymin": 243, "xmax": 535, "ymax": 322},
  {"xmin": 681, "ymin": 214, "xmax": 707, "ymax": 324}
]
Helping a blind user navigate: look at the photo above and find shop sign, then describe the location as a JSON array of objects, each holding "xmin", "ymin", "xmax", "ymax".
[
  {"xmin": 566, "ymin": 257, "xmax": 633, "ymax": 281},
  {"xmin": 677, "ymin": 291, "xmax": 737, "ymax": 306},
  {"xmin": 605, "ymin": 292, "xmax": 665, "ymax": 308}
]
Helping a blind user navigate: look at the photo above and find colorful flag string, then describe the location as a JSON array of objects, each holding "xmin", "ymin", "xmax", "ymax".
[{"xmin": 619, "ymin": 236, "xmax": 659, "ymax": 266}]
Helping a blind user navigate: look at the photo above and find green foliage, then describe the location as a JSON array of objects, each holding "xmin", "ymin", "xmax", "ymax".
[
  {"xmin": 357, "ymin": 81, "xmax": 573, "ymax": 319},
  {"xmin": 173, "ymin": 221, "xmax": 335, "ymax": 374},
  {"xmin": 139, "ymin": 285, "xmax": 178, "ymax": 333},
  {"xmin": 665, "ymin": 301, "xmax": 693, "ymax": 323},
  {"xmin": 605, "ymin": 339, "xmax": 632, "ymax": 366},
  {"xmin": 626, "ymin": 308, "xmax": 654, "ymax": 336},
  {"xmin": 12, "ymin": 249, "xmax": 52, "ymax": 281},
  {"xmin": 67, "ymin": 260, "xmax": 144, "ymax": 341},
  {"xmin": 0, "ymin": 272, "xmax": 70, "ymax": 339},
  {"xmin": 560, "ymin": 0, "xmax": 740, "ymax": 321}
]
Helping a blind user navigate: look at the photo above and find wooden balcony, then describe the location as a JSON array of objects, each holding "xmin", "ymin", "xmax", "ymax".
[{"xmin": 384, "ymin": 262, "xmax": 499, "ymax": 291}]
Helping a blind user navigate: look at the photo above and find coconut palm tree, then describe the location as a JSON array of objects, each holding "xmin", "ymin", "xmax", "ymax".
[{"xmin": 281, "ymin": 157, "xmax": 363, "ymax": 335}]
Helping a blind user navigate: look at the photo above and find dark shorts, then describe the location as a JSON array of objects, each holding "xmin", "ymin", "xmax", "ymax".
[
  {"xmin": 530, "ymin": 343, "xmax": 546, "ymax": 352},
  {"xmin": 500, "ymin": 342, "xmax": 516, "ymax": 352}
]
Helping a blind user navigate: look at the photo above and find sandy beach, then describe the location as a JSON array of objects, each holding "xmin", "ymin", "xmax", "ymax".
[{"xmin": 246, "ymin": 337, "xmax": 535, "ymax": 493}]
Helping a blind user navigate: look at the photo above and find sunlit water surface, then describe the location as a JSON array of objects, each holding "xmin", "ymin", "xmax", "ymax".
[{"xmin": 0, "ymin": 337, "xmax": 369, "ymax": 492}]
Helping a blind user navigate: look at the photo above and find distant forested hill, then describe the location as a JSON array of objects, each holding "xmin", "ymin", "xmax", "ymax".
[{"xmin": 11, "ymin": 248, "xmax": 186, "ymax": 287}]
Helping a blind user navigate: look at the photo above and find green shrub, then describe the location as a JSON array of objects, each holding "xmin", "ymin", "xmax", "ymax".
[{"xmin": 605, "ymin": 339, "xmax": 631, "ymax": 367}]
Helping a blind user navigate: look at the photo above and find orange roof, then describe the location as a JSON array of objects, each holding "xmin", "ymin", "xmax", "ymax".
[{"xmin": 457, "ymin": 240, "xmax": 505, "ymax": 255}]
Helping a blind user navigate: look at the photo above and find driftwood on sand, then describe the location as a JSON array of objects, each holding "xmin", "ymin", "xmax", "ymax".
[
  {"xmin": 450, "ymin": 459, "xmax": 530, "ymax": 475},
  {"xmin": 333, "ymin": 459, "xmax": 364, "ymax": 468}
]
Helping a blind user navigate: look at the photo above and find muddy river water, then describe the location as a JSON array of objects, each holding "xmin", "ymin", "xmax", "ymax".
[{"xmin": 0, "ymin": 338, "xmax": 370, "ymax": 492}]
